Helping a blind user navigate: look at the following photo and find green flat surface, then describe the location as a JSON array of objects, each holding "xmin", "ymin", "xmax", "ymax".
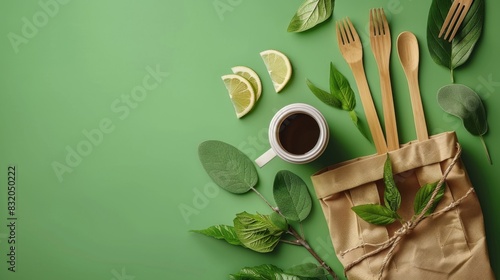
[{"xmin": 0, "ymin": 0, "xmax": 499, "ymax": 279}]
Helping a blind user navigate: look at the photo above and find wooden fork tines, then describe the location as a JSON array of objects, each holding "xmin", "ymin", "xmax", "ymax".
[
  {"xmin": 439, "ymin": 0, "xmax": 474, "ymax": 42},
  {"xmin": 369, "ymin": 8, "xmax": 399, "ymax": 151},
  {"xmin": 336, "ymin": 18, "xmax": 388, "ymax": 154}
]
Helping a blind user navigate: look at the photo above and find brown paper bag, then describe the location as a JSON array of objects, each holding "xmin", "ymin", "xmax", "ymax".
[{"xmin": 311, "ymin": 132, "xmax": 494, "ymax": 279}]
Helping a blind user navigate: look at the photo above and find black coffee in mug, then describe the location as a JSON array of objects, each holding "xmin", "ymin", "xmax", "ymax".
[{"xmin": 278, "ymin": 113, "xmax": 321, "ymax": 155}]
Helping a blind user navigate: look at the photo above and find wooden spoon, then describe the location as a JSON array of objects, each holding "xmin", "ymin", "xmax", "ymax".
[{"xmin": 397, "ymin": 31, "xmax": 429, "ymax": 141}]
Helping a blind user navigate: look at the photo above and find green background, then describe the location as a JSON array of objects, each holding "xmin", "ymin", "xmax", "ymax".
[{"xmin": 1, "ymin": 0, "xmax": 498, "ymax": 279}]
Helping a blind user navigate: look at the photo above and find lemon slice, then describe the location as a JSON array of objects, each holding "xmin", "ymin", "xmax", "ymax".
[
  {"xmin": 221, "ymin": 74, "xmax": 256, "ymax": 118},
  {"xmin": 231, "ymin": 66, "xmax": 262, "ymax": 101},
  {"xmin": 260, "ymin": 49, "xmax": 292, "ymax": 93}
]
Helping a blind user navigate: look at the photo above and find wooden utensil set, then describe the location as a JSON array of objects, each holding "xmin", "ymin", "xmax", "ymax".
[{"xmin": 336, "ymin": 7, "xmax": 463, "ymax": 154}]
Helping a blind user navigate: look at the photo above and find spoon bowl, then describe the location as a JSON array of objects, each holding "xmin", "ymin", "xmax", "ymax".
[{"xmin": 397, "ymin": 31, "xmax": 420, "ymax": 72}]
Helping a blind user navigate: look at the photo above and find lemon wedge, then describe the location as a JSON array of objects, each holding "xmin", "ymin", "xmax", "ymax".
[
  {"xmin": 260, "ymin": 49, "xmax": 292, "ymax": 93},
  {"xmin": 221, "ymin": 74, "xmax": 256, "ymax": 118},
  {"xmin": 231, "ymin": 66, "xmax": 262, "ymax": 101}
]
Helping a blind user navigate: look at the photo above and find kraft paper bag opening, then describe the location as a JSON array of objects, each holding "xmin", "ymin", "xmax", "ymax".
[{"xmin": 311, "ymin": 132, "xmax": 494, "ymax": 279}]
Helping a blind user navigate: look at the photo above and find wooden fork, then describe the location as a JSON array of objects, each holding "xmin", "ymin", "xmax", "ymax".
[
  {"xmin": 439, "ymin": 0, "xmax": 474, "ymax": 42},
  {"xmin": 369, "ymin": 8, "xmax": 399, "ymax": 151},
  {"xmin": 336, "ymin": 18, "xmax": 387, "ymax": 154}
]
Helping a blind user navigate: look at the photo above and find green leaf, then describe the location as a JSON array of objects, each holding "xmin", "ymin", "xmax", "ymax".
[
  {"xmin": 233, "ymin": 212, "xmax": 286, "ymax": 253},
  {"xmin": 273, "ymin": 170, "xmax": 312, "ymax": 222},
  {"xmin": 414, "ymin": 181, "xmax": 445, "ymax": 216},
  {"xmin": 270, "ymin": 212, "xmax": 289, "ymax": 232},
  {"xmin": 229, "ymin": 264, "xmax": 284, "ymax": 280},
  {"xmin": 427, "ymin": 0, "xmax": 484, "ymax": 72},
  {"xmin": 437, "ymin": 84, "xmax": 488, "ymax": 136},
  {"xmin": 383, "ymin": 155, "xmax": 401, "ymax": 212},
  {"xmin": 306, "ymin": 79, "xmax": 342, "ymax": 109},
  {"xmin": 349, "ymin": 110, "xmax": 371, "ymax": 142},
  {"xmin": 284, "ymin": 263, "xmax": 327, "ymax": 279},
  {"xmin": 351, "ymin": 204, "xmax": 397, "ymax": 226},
  {"xmin": 329, "ymin": 63, "xmax": 356, "ymax": 111},
  {"xmin": 191, "ymin": 225, "xmax": 242, "ymax": 246},
  {"xmin": 230, "ymin": 264, "xmax": 325, "ymax": 280},
  {"xmin": 437, "ymin": 84, "xmax": 491, "ymax": 164},
  {"xmin": 198, "ymin": 140, "xmax": 258, "ymax": 194},
  {"xmin": 287, "ymin": 0, "xmax": 334, "ymax": 33}
]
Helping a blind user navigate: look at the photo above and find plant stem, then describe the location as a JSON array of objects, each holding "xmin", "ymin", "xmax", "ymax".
[
  {"xmin": 250, "ymin": 187, "xmax": 276, "ymax": 211},
  {"xmin": 287, "ymin": 226, "xmax": 339, "ymax": 280},
  {"xmin": 450, "ymin": 68, "xmax": 455, "ymax": 83},
  {"xmin": 252, "ymin": 186, "xmax": 339, "ymax": 279},
  {"xmin": 480, "ymin": 135, "xmax": 492, "ymax": 164}
]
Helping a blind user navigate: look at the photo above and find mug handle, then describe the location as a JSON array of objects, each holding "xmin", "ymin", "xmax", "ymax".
[{"xmin": 255, "ymin": 148, "xmax": 276, "ymax": 168}]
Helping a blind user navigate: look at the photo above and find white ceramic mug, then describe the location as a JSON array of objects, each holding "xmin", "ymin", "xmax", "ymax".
[{"xmin": 255, "ymin": 103, "xmax": 329, "ymax": 167}]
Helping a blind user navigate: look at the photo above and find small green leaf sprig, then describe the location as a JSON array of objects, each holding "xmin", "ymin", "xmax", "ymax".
[
  {"xmin": 194, "ymin": 140, "xmax": 339, "ymax": 280},
  {"xmin": 307, "ymin": 63, "xmax": 370, "ymax": 142},
  {"xmin": 352, "ymin": 155, "xmax": 445, "ymax": 226}
]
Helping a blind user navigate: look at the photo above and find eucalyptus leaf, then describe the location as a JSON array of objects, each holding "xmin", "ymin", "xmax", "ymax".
[
  {"xmin": 437, "ymin": 84, "xmax": 491, "ymax": 164},
  {"xmin": 287, "ymin": 0, "xmax": 334, "ymax": 33},
  {"xmin": 414, "ymin": 181, "xmax": 445, "ymax": 216},
  {"xmin": 198, "ymin": 140, "xmax": 258, "ymax": 194},
  {"xmin": 273, "ymin": 170, "xmax": 312, "ymax": 222},
  {"xmin": 427, "ymin": 0, "xmax": 484, "ymax": 79},
  {"xmin": 383, "ymin": 155, "xmax": 401, "ymax": 212},
  {"xmin": 191, "ymin": 225, "xmax": 242, "ymax": 246},
  {"xmin": 351, "ymin": 204, "xmax": 397, "ymax": 226},
  {"xmin": 233, "ymin": 212, "xmax": 286, "ymax": 253},
  {"xmin": 437, "ymin": 84, "xmax": 487, "ymax": 136}
]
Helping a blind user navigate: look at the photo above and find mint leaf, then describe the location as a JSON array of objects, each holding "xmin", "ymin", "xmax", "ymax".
[
  {"xmin": 198, "ymin": 140, "xmax": 258, "ymax": 194},
  {"xmin": 383, "ymin": 155, "xmax": 401, "ymax": 212},
  {"xmin": 329, "ymin": 63, "xmax": 356, "ymax": 111},
  {"xmin": 273, "ymin": 170, "xmax": 312, "ymax": 222},
  {"xmin": 414, "ymin": 181, "xmax": 445, "ymax": 216},
  {"xmin": 287, "ymin": 0, "xmax": 334, "ymax": 33},
  {"xmin": 284, "ymin": 263, "xmax": 328, "ymax": 279},
  {"xmin": 233, "ymin": 212, "xmax": 286, "ymax": 253},
  {"xmin": 230, "ymin": 263, "xmax": 326, "ymax": 280},
  {"xmin": 270, "ymin": 212, "xmax": 289, "ymax": 232},
  {"xmin": 191, "ymin": 225, "xmax": 242, "ymax": 246},
  {"xmin": 306, "ymin": 79, "xmax": 342, "ymax": 109},
  {"xmin": 351, "ymin": 204, "xmax": 397, "ymax": 225},
  {"xmin": 230, "ymin": 264, "xmax": 284, "ymax": 280}
]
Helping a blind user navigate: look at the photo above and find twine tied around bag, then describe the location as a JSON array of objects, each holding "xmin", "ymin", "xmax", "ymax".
[{"xmin": 340, "ymin": 144, "xmax": 475, "ymax": 280}]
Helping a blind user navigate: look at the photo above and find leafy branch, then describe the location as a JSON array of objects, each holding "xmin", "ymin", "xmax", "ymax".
[
  {"xmin": 194, "ymin": 140, "xmax": 339, "ymax": 279},
  {"xmin": 307, "ymin": 62, "xmax": 371, "ymax": 142},
  {"xmin": 352, "ymin": 155, "xmax": 445, "ymax": 226}
]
